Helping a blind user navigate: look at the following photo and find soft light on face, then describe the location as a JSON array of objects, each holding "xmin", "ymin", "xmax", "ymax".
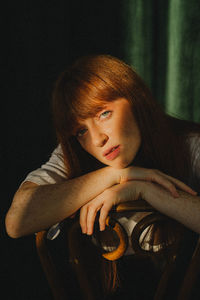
[{"xmin": 75, "ymin": 98, "xmax": 141, "ymax": 169}]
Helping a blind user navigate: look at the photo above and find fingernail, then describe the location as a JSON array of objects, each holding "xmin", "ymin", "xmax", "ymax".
[
  {"xmin": 192, "ymin": 191, "xmax": 197, "ymax": 195},
  {"xmin": 82, "ymin": 227, "xmax": 86, "ymax": 234}
]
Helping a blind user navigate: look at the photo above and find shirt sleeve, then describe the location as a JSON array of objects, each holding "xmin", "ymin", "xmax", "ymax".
[
  {"xmin": 20, "ymin": 145, "xmax": 69, "ymax": 240},
  {"xmin": 22, "ymin": 144, "xmax": 68, "ymax": 185},
  {"xmin": 188, "ymin": 134, "xmax": 200, "ymax": 194}
]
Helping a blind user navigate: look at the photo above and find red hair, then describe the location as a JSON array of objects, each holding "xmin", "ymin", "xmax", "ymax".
[
  {"xmin": 51, "ymin": 54, "xmax": 200, "ymax": 292},
  {"xmin": 52, "ymin": 54, "xmax": 199, "ymax": 180}
]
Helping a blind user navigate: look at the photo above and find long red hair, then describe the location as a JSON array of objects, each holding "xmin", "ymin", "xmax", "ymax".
[
  {"xmin": 52, "ymin": 54, "xmax": 199, "ymax": 181},
  {"xmin": 51, "ymin": 54, "xmax": 200, "ymax": 293}
]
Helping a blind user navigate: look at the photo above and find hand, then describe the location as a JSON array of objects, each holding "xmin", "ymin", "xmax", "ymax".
[
  {"xmin": 80, "ymin": 167, "xmax": 197, "ymax": 235},
  {"xmin": 79, "ymin": 181, "xmax": 144, "ymax": 235},
  {"xmin": 117, "ymin": 166, "xmax": 196, "ymax": 197}
]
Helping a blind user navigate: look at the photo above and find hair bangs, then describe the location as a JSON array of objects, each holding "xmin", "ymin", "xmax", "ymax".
[{"xmin": 63, "ymin": 74, "xmax": 122, "ymax": 135}]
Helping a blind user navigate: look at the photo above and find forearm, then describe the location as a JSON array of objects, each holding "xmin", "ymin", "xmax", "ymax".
[
  {"xmin": 5, "ymin": 166, "xmax": 119, "ymax": 238},
  {"xmin": 78, "ymin": 170, "xmax": 198, "ymax": 235},
  {"xmin": 144, "ymin": 182, "xmax": 200, "ymax": 234}
]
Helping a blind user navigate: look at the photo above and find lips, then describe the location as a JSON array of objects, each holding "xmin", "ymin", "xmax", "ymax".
[
  {"xmin": 103, "ymin": 145, "xmax": 120, "ymax": 161},
  {"xmin": 103, "ymin": 145, "xmax": 119, "ymax": 156}
]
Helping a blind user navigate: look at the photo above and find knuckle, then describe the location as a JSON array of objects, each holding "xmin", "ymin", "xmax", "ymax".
[
  {"xmin": 88, "ymin": 203, "xmax": 95, "ymax": 211},
  {"xmin": 81, "ymin": 204, "xmax": 88, "ymax": 211},
  {"xmin": 146, "ymin": 169, "xmax": 156, "ymax": 180},
  {"xmin": 100, "ymin": 207, "xmax": 110, "ymax": 219},
  {"xmin": 100, "ymin": 205, "xmax": 109, "ymax": 213}
]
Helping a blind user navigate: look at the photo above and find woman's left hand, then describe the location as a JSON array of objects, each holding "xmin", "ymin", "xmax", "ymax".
[
  {"xmin": 79, "ymin": 181, "xmax": 144, "ymax": 235},
  {"xmin": 80, "ymin": 177, "xmax": 200, "ymax": 236}
]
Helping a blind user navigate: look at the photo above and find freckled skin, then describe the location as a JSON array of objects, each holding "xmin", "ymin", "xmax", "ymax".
[{"xmin": 77, "ymin": 98, "xmax": 141, "ymax": 169}]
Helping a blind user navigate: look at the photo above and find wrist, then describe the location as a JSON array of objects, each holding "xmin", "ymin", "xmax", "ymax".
[
  {"xmin": 115, "ymin": 168, "xmax": 124, "ymax": 184},
  {"xmin": 138, "ymin": 181, "xmax": 154, "ymax": 201},
  {"xmin": 101, "ymin": 166, "xmax": 121, "ymax": 186},
  {"xmin": 142, "ymin": 181, "xmax": 170, "ymax": 207}
]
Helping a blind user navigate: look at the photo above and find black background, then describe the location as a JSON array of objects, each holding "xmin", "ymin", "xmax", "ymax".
[{"xmin": 2, "ymin": 1, "xmax": 126, "ymax": 299}]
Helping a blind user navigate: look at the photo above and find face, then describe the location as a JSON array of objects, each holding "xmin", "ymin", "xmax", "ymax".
[{"xmin": 74, "ymin": 98, "xmax": 141, "ymax": 169}]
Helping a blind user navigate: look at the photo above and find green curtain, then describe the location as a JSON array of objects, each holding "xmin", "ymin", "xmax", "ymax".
[{"xmin": 123, "ymin": 0, "xmax": 200, "ymax": 122}]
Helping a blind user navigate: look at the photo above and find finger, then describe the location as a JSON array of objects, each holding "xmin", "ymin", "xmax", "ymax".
[
  {"xmin": 86, "ymin": 205, "xmax": 100, "ymax": 235},
  {"xmin": 124, "ymin": 168, "xmax": 180, "ymax": 197},
  {"xmin": 163, "ymin": 174, "xmax": 197, "ymax": 195},
  {"xmin": 99, "ymin": 204, "xmax": 111, "ymax": 231},
  {"xmin": 149, "ymin": 173, "xmax": 180, "ymax": 197},
  {"xmin": 79, "ymin": 206, "xmax": 88, "ymax": 233}
]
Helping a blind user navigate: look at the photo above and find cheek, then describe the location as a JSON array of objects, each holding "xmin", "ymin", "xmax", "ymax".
[
  {"xmin": 123, "ymin": 114, "xmax": 141, "ymax": 144},
  {"xmin": 105, "ymin": 125, "xmax": 113, "ymax": 135},
  {"xmin": 121, "ymin": 125, "xmax": 131, "ymax": 136},
  {"xmin": 120, "ymin": 123, "xmax": 137, "ymax": 141},
  {"xmin": 120, "ymin": 122, "xmax": 141, "ymax": 156}
]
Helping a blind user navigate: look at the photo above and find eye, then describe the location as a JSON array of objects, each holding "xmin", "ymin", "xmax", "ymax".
[
  {"xmin": 99, "ymin": 110, "xmax": 112, "ymax": 119},
  {"xmin": 76, "ymin": 128, "xmax": 87, "ymax": 137}
]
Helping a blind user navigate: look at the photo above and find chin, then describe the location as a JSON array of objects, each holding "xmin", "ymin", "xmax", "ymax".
[{"xmin": 111, "ymin": 160, "xmax": 130, "ymax": 169}]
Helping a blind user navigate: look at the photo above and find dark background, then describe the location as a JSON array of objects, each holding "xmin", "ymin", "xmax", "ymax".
[
  {"xmin": 2, "ymin": 1, "xmax": 126, "ymax": 299},
  {"xmin": 2, "ymin": 1, "xmax": 200, "ymax": 299}
]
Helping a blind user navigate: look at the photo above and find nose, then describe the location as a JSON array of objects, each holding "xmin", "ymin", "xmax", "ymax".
[{"xmin": 91, "ymin": 127, "xmax": 108, "ymax": 147}]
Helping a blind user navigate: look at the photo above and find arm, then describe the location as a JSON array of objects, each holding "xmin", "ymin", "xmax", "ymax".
[
  {"xmin": 5, "ymin": 166, "xmax": 118, "ymax": 238},
  {"xmin": 144, "ymin": 182, "xmax": 200, "ymax": 234},
  {"xmin": 80, "ymin": 180, "xmax": 200, "ymax": 235},
  {"xmin": 5, "ymin": 166, "xmax": 195, "ymax": 238}
]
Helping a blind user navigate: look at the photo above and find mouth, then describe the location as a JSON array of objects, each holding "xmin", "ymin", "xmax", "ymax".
[{"xmin": 103, "ymin": 145, "xmax": 120, "ymax": 161}]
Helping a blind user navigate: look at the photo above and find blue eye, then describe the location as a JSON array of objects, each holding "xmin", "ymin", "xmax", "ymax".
[
  {"xmin": 100, "ymin": 110, "xmax": 111, "ymax": 119},
  {"xmin": 76, "ymin": 128, "xmax": 87, "ymax": 137}
]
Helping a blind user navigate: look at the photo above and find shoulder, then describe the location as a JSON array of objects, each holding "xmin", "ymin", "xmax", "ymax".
[
  {"xmin": 186, "ymin": 133, "xmax": 200, "ymax": 192},
  {"xmin": 186, "ymin": 133, "xmax": 200, "ymax": 158},
  {"xmin": 47, "ymin": 144, "xmax": 65, "ymax": 167},
  {"xmin": 22, "ymin": 144, "xmax": 68, "ymax": 186}
]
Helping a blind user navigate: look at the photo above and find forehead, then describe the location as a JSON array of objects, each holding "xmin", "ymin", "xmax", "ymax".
[
  {"xmin": 76, "ymin": 98, "xmax": 131, "ymax": 121},
  {"xmin": 75, "ymin": 103, "xmax": 107, "ymax": 121},
  {"xmin": 70, "ymin": 102, "xmax": 107, "ymax": 133},
  {"xmin": 70, "ymin": 98, "xmax": 133, "ymax": 135}
]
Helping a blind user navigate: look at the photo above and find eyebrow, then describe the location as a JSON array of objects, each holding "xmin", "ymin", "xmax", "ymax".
[
  {"xmin": 72, "ymin": 103, "xmax": 114, "ymax": 137},
  {"xmin": 82, "ymin": 104, "xmax": 108, "ymax": 119},
  {"xmin": 72, "ymin": 103, "xmax": 110, "ymax": 130}
]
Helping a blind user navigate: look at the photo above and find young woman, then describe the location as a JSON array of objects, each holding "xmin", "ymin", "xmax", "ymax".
[{"xmin": 5, "ymin": 54, "xmax": 200, "ymax": 297}]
